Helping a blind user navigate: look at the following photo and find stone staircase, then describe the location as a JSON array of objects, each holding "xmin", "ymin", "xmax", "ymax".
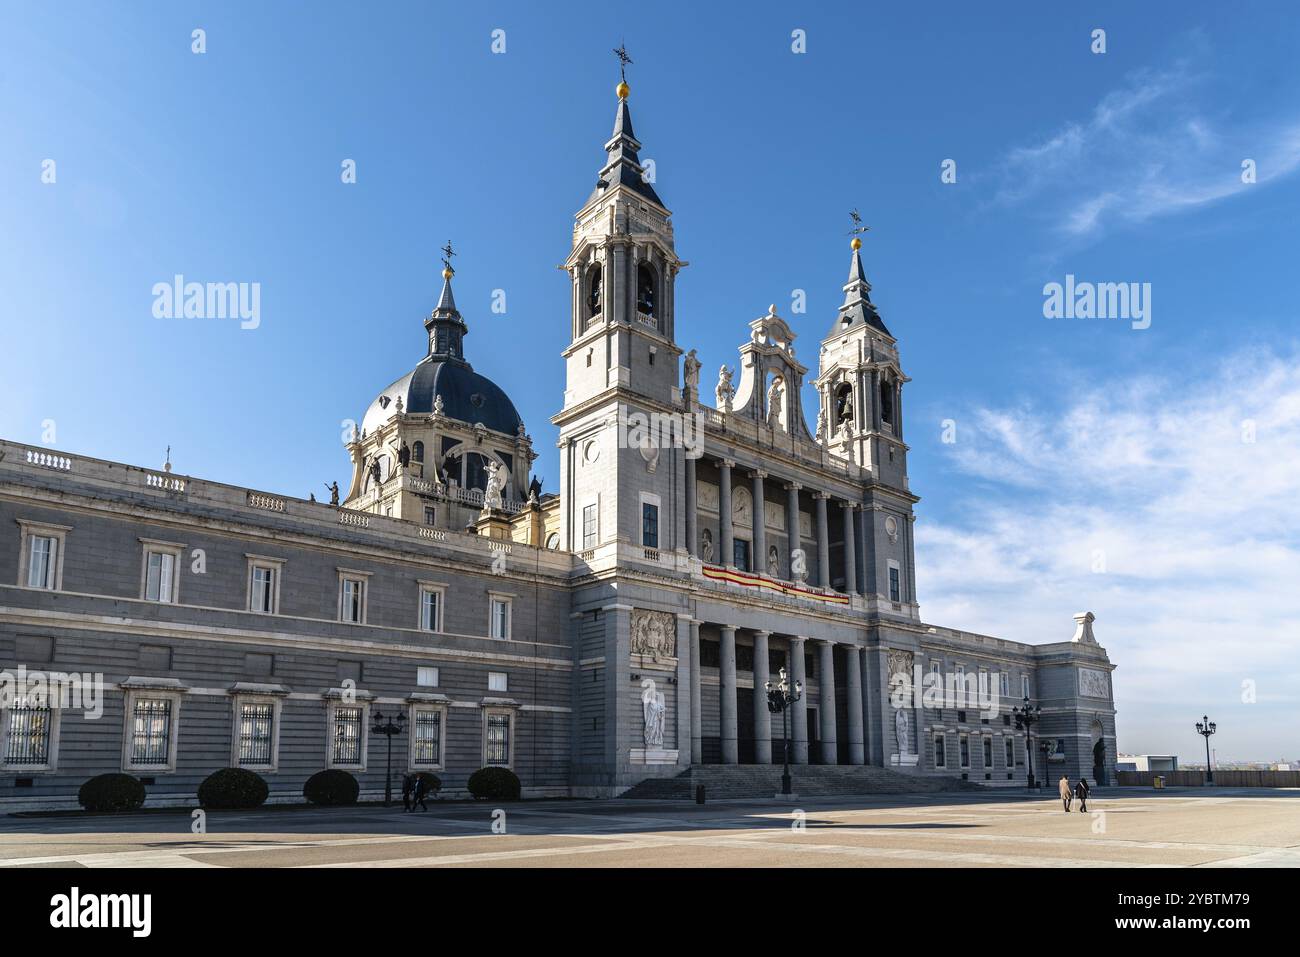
[{"xmin": 620, "ymin": 764, "xmax": 983, "ymax": 800}]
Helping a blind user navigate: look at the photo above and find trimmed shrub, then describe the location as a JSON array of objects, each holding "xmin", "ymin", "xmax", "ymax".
[
  {"xmin": 197, "ymin": 767, "xmax": 269, "ymax": 809},
  {"xmin": 304, "ymin": 769, "xmax": 359, "ymax": 806},
  {"xmin": 467, "ymin": 766, "xmax": 521, "ymax": 801},
  {"xmin": 78, "ymin": 773, "xmax": 146, "ymax": 813}
]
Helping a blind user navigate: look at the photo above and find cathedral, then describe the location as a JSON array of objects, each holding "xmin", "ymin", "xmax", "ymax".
[{"xmin": 0, "ymin": 73, "xmax": 1117, "ymax": 806}]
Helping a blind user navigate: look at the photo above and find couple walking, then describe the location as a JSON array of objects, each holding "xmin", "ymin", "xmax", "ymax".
[{"xmin": 1058, "ymin": 775, "xmax": 1090, "ymax": 812}]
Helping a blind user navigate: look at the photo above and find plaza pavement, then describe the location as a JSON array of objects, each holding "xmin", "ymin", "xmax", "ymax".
[{"xmin": 0, "ymin": 787, "xmax": 1296, "ymax": 869}]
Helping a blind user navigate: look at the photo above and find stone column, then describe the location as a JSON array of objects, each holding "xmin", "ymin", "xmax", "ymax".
[
  {"xmin": 719, "ymin": 624, "xmax": 738, "ymax": 764},
  {"xmin": 814, "ymin": 492, "xmax": 831, "ymax": 588},
  {"xmin": 790, "ymin": 636, "xmax": 809, "ymax": 764},
  {"xmin": 751, "ymin": 470, "xmax": 767, "ymax": 575},
  {"xmin": 870, "ymin": 368, "xmax": 882, "ymax": 431},
  {"xmin": 842, "ymin": 501, "xmax": 858, "ymax": 595},
  {"xmin": 719, "ymin": 459, "xmax": 734, "ymax": 568},
  {"xmin": 684, "ymin": 455, "xmax": 698, "ymax": 558},
  {"xmin": 689, "ymin": 619, "xmax": 702, "ymax": 764},
  {"xmin": 844, "ymin": 645, "xmax": 864, "ymax": 765},
  {"xmin": 752, "ymin": 630, "xmax": 772, "ymax": 764},
  {"xmin": 818, "ymin": 639, "xmax": 838, "ymax": 764},
  {"xmin": 785, "ymin": 482, "xmax": 801, "ymax": 579}
]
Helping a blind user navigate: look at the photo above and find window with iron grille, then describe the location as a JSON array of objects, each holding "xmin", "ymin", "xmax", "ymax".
[
  {"xmin": 131, "ymin": 698, "xmax": 172, "ymax": 766},
  {"xmin": 237, "ymin": 702, "xmax": 274, "ymax": 766},
  {"xmin": 485, "ymin": 713, "xmax": 510, "ymax": 766},
  {"xmin": 27, "ymin": 535, "xmax": 57, "ymax": 589},
  {"xmin": 1005, "ymin": 736, "xmax": 1015, "ymax": 767},
  {"xmin": 332, "ymin": 706, "xmax": 363, "ymax": 765},
  {"xmin": 413, "ymin": 709, "xmax": 442, "ymax": 766},
  {"xmin": 4, "ymin": 698, "xmax": 51, "ymax": 766},
  {"xmin": 983, "ymin": 736, "xmax": 993, "ymax": 768},
  {"xmin": 641, "ymin": 502, "xmax": 659, "ymax": 548}
]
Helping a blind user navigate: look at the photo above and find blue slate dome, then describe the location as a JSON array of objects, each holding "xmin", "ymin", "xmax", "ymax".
[
  {"xmin": 360, "ymin": 264, "xmax": 523, "ymax": 436},
  {"xmin": 362, "ymin": 357, "xmax": 522, "ymax": 436}
]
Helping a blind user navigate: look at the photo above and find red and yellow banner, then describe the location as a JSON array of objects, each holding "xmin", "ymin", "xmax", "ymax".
[{"xmin": 700, "ymin": 564, "xmax": 850, "ymax": 605}]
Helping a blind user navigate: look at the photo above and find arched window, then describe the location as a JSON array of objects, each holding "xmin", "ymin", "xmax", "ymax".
[
  {"xmin": 586, "ymin": 263, "xmax": 603, "ymax": 319},
  {"xmin": 834, "ymin": 383, "xmax": 854, "ymax": 429},
  {"xmin": 411, "ymin": 441, "xmax": 424, "ymax": 463},
  {"xmin": 636, "ymin": 263, "xmax": 656, "ymax": 318},
  {"xmin": 879, "ymin": 377, "xmax": 894, "ymax": 427},
  {"xmin": 465, "ymin": 452, "xmax": 491, "ymax": 491}
]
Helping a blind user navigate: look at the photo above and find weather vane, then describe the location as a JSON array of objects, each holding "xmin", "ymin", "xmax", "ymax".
[
  {"xmin": 613, "ymin": 43, "xmax": 632, "ymax": 82},
  {"xmin": 847, "ymin": 208, "xmax": 870, "ymax": 238},
  {"xmin": 441, "ymin": 240, "xmax": 457, "ymax": 275}
]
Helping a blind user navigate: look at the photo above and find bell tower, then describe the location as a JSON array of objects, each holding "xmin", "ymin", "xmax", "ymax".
[{"xmin": 554, "ymin": 59, "xmax": 689, "ymax": 555}]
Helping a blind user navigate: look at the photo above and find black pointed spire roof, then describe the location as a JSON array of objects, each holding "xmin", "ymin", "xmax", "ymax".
[
  {"xmin": 830, "ymin": 243, "xmax": 892, "ymax": 338},
  {"xmin": 424, "ymin": 261, "xmax": 468, "ymax": 363},
  {"xmin": 587, "ymin": 84, "xmax": 663, "ymax": 207}
]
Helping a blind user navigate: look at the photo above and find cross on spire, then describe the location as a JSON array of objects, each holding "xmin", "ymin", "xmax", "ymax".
[
  {"xmin": 440, "ymin": 240, "xmax": 457, "ymax": 275},
  {"xmin": 847, "ymin": 208, "xmax": 870, "ymax": 238},
  {"xmin": 613, "ymin": 43, "xmax": 632, "ymax": 82}
]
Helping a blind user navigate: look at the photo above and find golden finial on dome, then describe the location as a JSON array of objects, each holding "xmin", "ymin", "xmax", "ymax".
[
  {"xmin": 851, "ymin": 237, "xmax": 862, "ymax": 250},
  {"xmin": 616, "ymin": 80, "xmax": 630, "ymax": 99}
]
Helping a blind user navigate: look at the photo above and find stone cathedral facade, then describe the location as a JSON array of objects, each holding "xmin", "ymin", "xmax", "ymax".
[{"xmin": 0, "ymin": 78, "xmax": 1117, "ymax": 808}]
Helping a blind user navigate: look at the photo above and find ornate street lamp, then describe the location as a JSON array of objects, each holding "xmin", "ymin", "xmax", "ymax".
[
  {"xmin": 765, "ymin": 666, "xmax": 803, "ymax": 797},
  {"xmin": 370, "ymin": 707, "xmax": 407, "ymax": 806},
  {"xmin": 1196, "ymin": 715, "xmax": 1217, "ymax": 784},
  {"xmin": 1012, "ymin": 696, "xmax": 1042, "ymax": 790}
]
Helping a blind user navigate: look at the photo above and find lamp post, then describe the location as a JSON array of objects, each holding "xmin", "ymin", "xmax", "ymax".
[
  {"xmin": 1012, "ymin": 696, "xmax": 1042, "ymax": 790},
  {"xmin": 765, "ymin": 666, "xmax": 803, "ymax": 797},
  {"xmin": 370, "ymin": 707, "xmax": 407, "ymax": 806},
  {"xmin": 1196, "ymin": 715, "xmax": 1217, "ymax": 784}
]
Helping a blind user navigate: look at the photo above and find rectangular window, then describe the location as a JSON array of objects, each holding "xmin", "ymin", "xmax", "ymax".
[
  {"xmin": 413, "ymin": 709, "xmax": 442, "ymax": 766},
  {"xmin": 485, "ymin": 713, "xmax": 511, "ymax": 766},
  {"xmin": 340, "ymin": 577, "xmax": 365, "ymax": 623},
  {"xmin": 3, "ymin": 698, "xmax": 52, "ymax": 767},
  {"xmin": 934, "ymin": 733, "xmax": 946, "ymax": 768},
  {"xmin": 582, "ymin": 504, "xmax": 598, "ymax": 549},
  {"xmin": 420, "ymin": 588, "xmax": 442, "ymax": 632},
  {"xmin": 237, "ymin": 702, "xmax": 274, "ymax": 767},
  {"xmin": 144, "ymin": 551, "xmax": 176, "ymax": 603},
  {"xmin": 488, "ymin": 671, "xmax": 508, "ymax": 692},
  {"xmin": 959, "ymin": 733, "xmax": 970, "ymax": 769},
  {"xmin": 332, "ymin": 706, "xmax": 363, "ymax": 765},
  {"xmin": 417, "ymin": 666, "xmax": 439, "ymax": 687},
  {"xmin": 999, "ymin": 672, "xmax": 1010, "ymax": 699},
  {"xmin": 888, "ymin": 565, "xmax": 901, "ymax": 602},
  {"xmin": 733, "ymin": 538, "xmax": 750, "ymax": 571},
  {"xmin": 489, "ymin": 596, "xmax": 511, "ymax": 640},
  {"xmin": 1021, "ymin": 674, "xmax": 1030, "ymax": 699},
  {"xmin": 1005, "ymin": 736, "xmax": 1015, "ymax": 768},
  {"xmin": 983, "ymin": 736, "xmax": 993, "ymax": 768},
  {"xmin": 27, "ymin": 535, "xmax": 57, "ymax": 589},
  {"xmin": 250, "ymin": 564, "xmax": 277, "ymax": 613},
  {"xmin": 423, "ymin": 506, "xmax": 436, "ymax": 526},
  {"xmin": 131, "ymin": 698, "xmax": 173, "ymax": 766},
  {"xmin": 642, "ymin": 502, "xmax": 659, "ymax": 549}
]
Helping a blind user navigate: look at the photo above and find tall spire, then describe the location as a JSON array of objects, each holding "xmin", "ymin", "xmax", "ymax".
[
  {"xmin": 831, "ymin": 216, "xmax": 891, "ymax": 338},
  {"xmin": 424, "ymin": 240, "xmax": 468, "ymax": 361},
  {"xmin": 587, "ymin": 46, "xmax": 663, "ymax": 207}
]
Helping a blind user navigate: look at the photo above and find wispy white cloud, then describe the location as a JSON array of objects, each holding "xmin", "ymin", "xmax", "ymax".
[
  {"xmin": 992, "ymin": 56, "xmax": 1300, "ymax": 239},
  {"xmin": 918, "ymin": 346, "xmax": 1300, "ymax": 760}
]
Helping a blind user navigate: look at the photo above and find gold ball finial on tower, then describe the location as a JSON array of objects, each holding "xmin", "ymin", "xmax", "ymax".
[
  {"xmin": 851, "ymin": 236, "xmax": 862, "ymax": 251},
  {"xmin": 442, "ymin": 266, "xmax": 454, "ymax": 280},
  {"xmin": 616, "ymin": 79, "xmax": 630, "ymax": 99}
]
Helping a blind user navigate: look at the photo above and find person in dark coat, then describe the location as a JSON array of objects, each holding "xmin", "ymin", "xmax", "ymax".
[
  {"xmin": 400, "ymin": 773, "xmax": 414, "ymax": 812},
  {"xmin": 411, "ymin": 774, "xmax": 429, "ymax": 812},
  {"xmin": 1075, "ymin": 777, "xmax": 1090, "ymax": 812}
]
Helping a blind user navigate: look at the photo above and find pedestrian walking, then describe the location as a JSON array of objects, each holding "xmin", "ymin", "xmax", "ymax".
[
  {"xmin": 1075, "ymin": 777, "xmax": 1090, "ymax": 813},
  {"xmin": 401, "ymin": 773, "xmax": 414, "ymax": 812},
  {"xmin": 1058, "ymin": 774, "xmax": 1072, "ymax": 812},
  {"xmin": 411, "ymin": 773, "xmax": 429, "ymax": 812}
]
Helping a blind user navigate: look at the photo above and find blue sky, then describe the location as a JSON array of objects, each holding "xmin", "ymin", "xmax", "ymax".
[{"xmin": 3, "ymin": 1, "xmax": 1298, "ymax": 761}]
